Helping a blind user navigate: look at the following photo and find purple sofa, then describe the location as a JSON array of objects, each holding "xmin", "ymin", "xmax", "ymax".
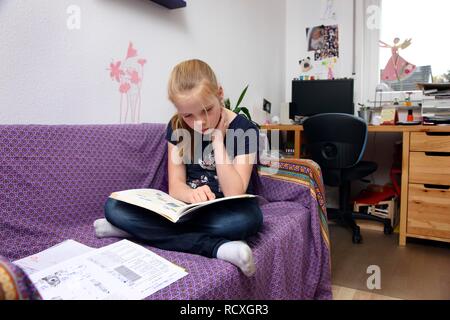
[{"xmin": 0, "ymin": 123, "xmax": 332, "ymax": 300}]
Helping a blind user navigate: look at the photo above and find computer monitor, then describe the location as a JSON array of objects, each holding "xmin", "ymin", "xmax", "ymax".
[{"xmin": 290, "ymin": 79, "xmax": 354, "ymax": 120}]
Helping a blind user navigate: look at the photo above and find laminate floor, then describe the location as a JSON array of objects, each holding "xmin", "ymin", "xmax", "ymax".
[
  {"xmin": 329, "ymin": 224, "xmax": 450, "ymax": 300},
  {"xmin": 332, "ymin": 285, "xmax": 400, "ymax": 300}
]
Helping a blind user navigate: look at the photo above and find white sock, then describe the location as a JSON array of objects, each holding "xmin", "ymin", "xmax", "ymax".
[
  {"xmin": 94, "ymin": 218, "xmax": 132, "ymax": 239},
  {"xmin": 216, "ymin": 241, "xmax": 256, "ymax": 277}
]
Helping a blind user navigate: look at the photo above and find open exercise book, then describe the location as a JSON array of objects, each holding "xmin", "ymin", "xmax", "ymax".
[
  {"xmin": 14, "ymin": 239, "xmax": 188, "ymax": 300},
  {"xmin": 109, "ymin": 188, "xmax": 265, "ymax": 223}
]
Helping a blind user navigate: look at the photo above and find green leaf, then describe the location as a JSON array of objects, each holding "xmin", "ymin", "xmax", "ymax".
[
  {"xmin": 240, "ymin": 107, "xmax": 252, "ymax": 121},
  {"xmin": 235, "ymin": 85, "xmax": 249, "ymax": 108},
  {"xmin": 233, "ymin": 107, "xmax": 241, "ymax": 114},
  {"xmin": 224, "ymin": 98, "xmax": 231, "ymax": 109}
]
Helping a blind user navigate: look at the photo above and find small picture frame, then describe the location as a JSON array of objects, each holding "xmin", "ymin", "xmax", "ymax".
[
  {"xmin": 380, "ymin": 107, "xmax": 397, "ymax": 125},
  {"xmin": 263, "ymin": 99, "xmax": 272, "ymax": 114}
]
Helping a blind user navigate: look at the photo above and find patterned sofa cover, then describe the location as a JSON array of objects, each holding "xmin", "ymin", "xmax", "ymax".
[{"xmin": 0, "ymin": 123, "xmax": 331, "ymax": 300}]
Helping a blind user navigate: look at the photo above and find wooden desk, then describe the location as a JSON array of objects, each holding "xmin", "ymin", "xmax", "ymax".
[
  {"xmin": 261, "ymin": 124, "xmax": 450, "ymax": 246},
  {"xmin": 261, "ymin": 125, "xmax": 303, "ymax": 158}
]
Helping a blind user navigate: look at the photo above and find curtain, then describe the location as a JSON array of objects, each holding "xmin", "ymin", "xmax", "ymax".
[{"xmin": 354, "ymin": 0, "xmax": 382, "ymax": 107}]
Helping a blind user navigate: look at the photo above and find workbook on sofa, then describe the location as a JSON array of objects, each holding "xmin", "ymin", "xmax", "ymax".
[
  {"xmin": 25, "ymin": 240, "xmax": 188, "ymax": 300},
  {"xmin": 109, "ymin": 189, "xmax": 261, "ymax": 223}
]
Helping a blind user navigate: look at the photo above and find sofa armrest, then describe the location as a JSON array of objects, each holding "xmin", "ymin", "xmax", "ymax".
[
  {"xmin": 258, "ymin": 159, "xmax": 325, "ymax": 202},
  {"xmin": 0, "ymin": 256, "xmax": 41, "ymax": 300},
  {"xmin": 258, "ymin": 158, "xmax": 330, "ymax": 249}
]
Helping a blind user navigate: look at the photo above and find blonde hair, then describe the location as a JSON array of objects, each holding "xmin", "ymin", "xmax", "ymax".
[
  {"xmin": 168, "ymin": 59, "xmax": 219, "ymax": 104},
  {"xmin": 168, "ymin": 59, "xmax": 221, "ymax": 160}
]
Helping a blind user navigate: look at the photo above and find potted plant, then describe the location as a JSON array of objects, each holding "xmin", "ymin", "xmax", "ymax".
[
  {"xmin": 357, "ymin": 103, "xmax": 372, "ymax": 123},
  {"xmin": 224, "ymin": 85, "xmax": 252, "ymax": 121}
]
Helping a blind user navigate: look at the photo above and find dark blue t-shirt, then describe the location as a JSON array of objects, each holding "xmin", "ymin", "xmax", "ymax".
[{"xmin": 165, "ymin": 114, "xmax": 259, "ymax": 198}]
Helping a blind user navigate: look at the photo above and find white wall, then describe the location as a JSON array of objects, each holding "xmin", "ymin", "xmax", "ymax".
[
  {"xmin": 1, "ymin": 0, "xmax": 395, "ymax": 195},
  {"xmin": 285, "ymin": 0, "xmax": 355, "ymax": 101},
  {"xmin": 285, "ymin": 0, "xmax": 397, "ymax": 206},
  {"xmin": 0, "ymin": 0, "xmax": 286, "ymax": 125}
]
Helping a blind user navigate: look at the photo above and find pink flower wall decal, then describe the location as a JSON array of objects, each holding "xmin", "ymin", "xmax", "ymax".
[
  {"xmin": 109, "ymin": 61, "xmax": 124, "ymax": 82},
  {"xmin": 127, "ymin": 70, "xmax": 140, "ymax": 85},
  {"xmin": 107, "ymin": 42, "xmax": 147, "ymax": 124},
  {"xmin": 119, "ymin": 82, "xmax": 131, "ymax": 93},
  {"xmin": 126, "ymin": 42, "xmax": 138, "ymax": 59}
]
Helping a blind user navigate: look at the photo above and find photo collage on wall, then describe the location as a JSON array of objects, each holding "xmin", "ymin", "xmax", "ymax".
[{"xmin": 306, "ymin": 25, "xmax": 339, "ymax": 61}]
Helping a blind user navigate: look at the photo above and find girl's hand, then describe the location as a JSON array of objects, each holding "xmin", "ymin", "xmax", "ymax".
[
  {"xmin": 211, "ymin": 108, "xmax": 229, "ymax": 144},
  {"xmin": 188, "ymin": 185, "xmax": 216, "ymax": 203}
]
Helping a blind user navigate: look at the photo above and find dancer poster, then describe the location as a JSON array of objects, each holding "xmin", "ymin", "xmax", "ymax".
[{"xmin": 379, "ymin": 38, "xmax": 416, "ymax": 82}]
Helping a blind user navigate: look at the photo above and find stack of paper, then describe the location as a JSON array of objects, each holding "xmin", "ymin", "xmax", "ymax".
[{"xmin": 419, "ymin": 83, "xmax": 450, "ymax": 124}]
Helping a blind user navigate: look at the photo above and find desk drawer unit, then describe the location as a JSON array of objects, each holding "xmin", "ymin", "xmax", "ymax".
[
  {"xmin": 407, "ymin": 131, "xmax": 450, "ymax": 242},
  {"xmin": 410, "ymin": 132, "xmax": 450, "ymax": 153},
  {"xmin": 407, "ymin": 184, "xmax": 450, "ymax": 240},
  {"xmin": 409, "ymin": 152, "xmax": 450, "ymax": 185}
]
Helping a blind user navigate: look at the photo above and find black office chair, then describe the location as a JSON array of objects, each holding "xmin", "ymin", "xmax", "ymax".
[{"xmin": 303, "ymin": 113, "xmax": 393, "ymax": 244}]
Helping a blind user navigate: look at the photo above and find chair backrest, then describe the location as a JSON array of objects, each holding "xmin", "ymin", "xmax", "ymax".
[{"xmin": 303, "ymin": 113, "xmax": 368, "ymax": 169}]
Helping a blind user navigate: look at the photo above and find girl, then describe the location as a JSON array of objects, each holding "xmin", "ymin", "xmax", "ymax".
[{"xmin": 94, "ymin": 59, "xmax": 263, "ymax": 277}]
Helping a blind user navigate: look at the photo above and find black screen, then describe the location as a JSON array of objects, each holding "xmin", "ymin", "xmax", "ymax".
[{"xmin": 290, "ymin": 79, "xmax": 354, "ymax": 118}]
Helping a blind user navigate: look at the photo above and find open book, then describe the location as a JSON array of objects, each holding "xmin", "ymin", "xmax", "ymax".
[
  {"xmin": 16, "ymin": 240, "xmax": 187, "ymax": 300},
  {"xmin": 109, "ymin": 189, "xmax": 263, "ymax": 223}
]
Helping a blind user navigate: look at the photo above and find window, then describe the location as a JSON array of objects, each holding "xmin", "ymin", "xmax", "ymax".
[{"xmin": 379, "ymin": 0, "xmax": 450, "ymax": 91}]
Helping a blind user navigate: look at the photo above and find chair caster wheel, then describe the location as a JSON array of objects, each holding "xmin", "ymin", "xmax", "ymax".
[
  {"xmin": 352, "ymin": 233, "xmax": 362, "ymax": 244},
  {"xmin": 384, "ymin": 225, "xmax": 393, "ymax": 235}
]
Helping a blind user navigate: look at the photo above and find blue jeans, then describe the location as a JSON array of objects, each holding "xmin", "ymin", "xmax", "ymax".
[{"xmin": 104, "ymin": 197, "xmax": 263, "ymax": 258}]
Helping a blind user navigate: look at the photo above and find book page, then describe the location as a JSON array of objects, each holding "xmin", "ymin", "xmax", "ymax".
[
  {"xmin": 179, "ymin": 194, "xmax": 259, "ymax": 217},
  {"xmin": 110, "ymin": 189, "xmax": 266, "ymax": 223},
  {"xmin": 14, "ymin": 240, "xmax": 94, "ymax": 275},
  {"xmin": 29, "ymin": 240, "xmax": 188, "ymax": 300},
  {"xmin": 110, "ymin": 189, "xmax": 188, "ymax": 222}
]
